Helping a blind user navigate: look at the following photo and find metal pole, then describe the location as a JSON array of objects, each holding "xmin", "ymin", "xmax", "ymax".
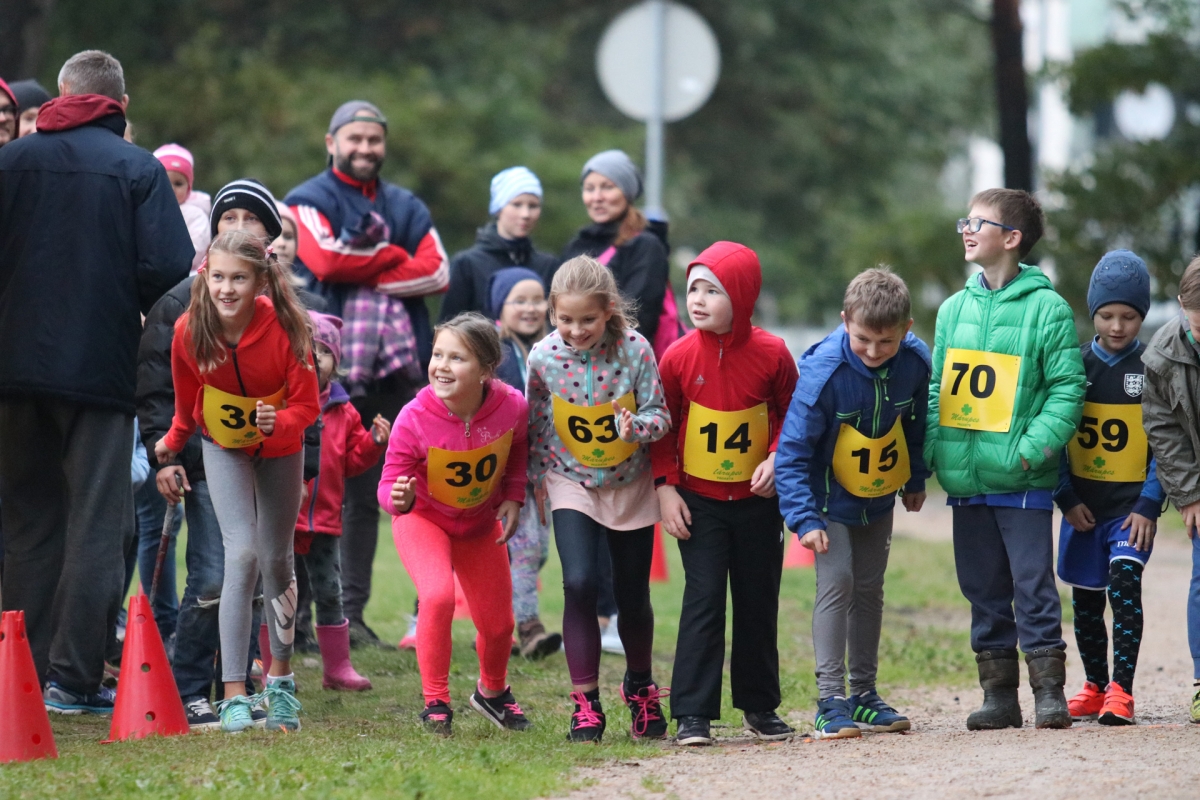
[{"xmin": 645, "ymin": 0, "xmax": 667, "ymax": 219}]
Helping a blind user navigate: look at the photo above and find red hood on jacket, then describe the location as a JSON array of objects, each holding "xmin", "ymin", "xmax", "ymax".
[
  {"xmin": 0, "ymin": 79, "xmax": 14, "ymax": 110},
  {"xmin": 686, "ymin": 241, "xmax": 761, "ymax": 350},
  {"xmin": 35, "ymin": 94, "xmax": 126, "ymax": 133}
]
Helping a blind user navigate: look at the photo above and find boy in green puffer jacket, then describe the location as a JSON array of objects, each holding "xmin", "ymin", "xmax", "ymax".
[{"xmin": 926, "ymin": 189, "xmax": 1085, "ymax": 731}]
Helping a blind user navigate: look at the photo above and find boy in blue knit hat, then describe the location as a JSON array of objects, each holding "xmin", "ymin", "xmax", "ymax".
[{"xmin": 1056, "ymin": 249, "xmax": 1163, "ymax": 726}]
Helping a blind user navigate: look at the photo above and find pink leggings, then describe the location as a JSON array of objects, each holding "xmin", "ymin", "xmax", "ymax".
[{"xmin": 392, "ymin": 513, "xmax": 514, "ymax": 704}]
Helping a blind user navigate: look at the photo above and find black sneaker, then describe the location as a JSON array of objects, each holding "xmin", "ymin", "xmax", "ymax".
[
  {"xmin": 348, "ymin": 619, "xmax": 395, "ymax": 651},
  {"xmin": 568, "ymin": 691, "xmax": 606, "ymax": 743},
  {"xmin": 620, "ymin": 682, "xmax": 670, "ymax": 740},
  {"xmin": 250, "ymin": 696, "xmax": 268, "ymax": 729},
  {"xmin": 744, "ymin": 710, "xmax": 795, "ymax": 741},
  {"xmin": 675, "ymin": 716, "xmax": 712, "ymax": 746},
  {"xmin": 183, "ymin": 696, "xmax": 221, "ymax": 732},
  {"xmin": 420, "ymin": 701, "xmax": 454, "ymax": 736},
  {"xmin": 469, "ymin": 686, "xmax": 532, "ymax": 731}
]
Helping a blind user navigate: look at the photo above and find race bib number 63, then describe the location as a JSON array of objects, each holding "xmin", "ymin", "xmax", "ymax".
[{"xmin": 938, "ymin": 348, "xmax": 1022, "ymax": 433}]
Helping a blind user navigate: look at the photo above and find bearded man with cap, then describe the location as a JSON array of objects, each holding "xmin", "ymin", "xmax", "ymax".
[{"xmin": 286, "ymin": 100, "xmax": 449, "ymax": 648}]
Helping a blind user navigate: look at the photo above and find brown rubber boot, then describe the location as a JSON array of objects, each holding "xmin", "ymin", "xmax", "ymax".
[
  {"xmin": 966, "ymin": 649, "xmax": 1023, "ymax": 730},
  {"xmin": 1026, "ymin": 648, "xmax": 1072, "ymax": 729},
  {"xmin": 518, "ymin": 619, "xmax": 563, "ymax": 660}
]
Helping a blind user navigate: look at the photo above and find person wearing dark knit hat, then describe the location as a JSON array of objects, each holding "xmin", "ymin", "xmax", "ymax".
[
  {"xmin": 1087, "ymin": 249, "xmax": 1151, "ymax": 320},
  {"xmin": 0, "ymin": 78, "xmax": 16, "ymax": 147},
  {"xmin": 210, "ymin": 179, "xmax": 284, "ymax": 242},
  {"xmin": 10, "ymin": 79, "xmax": 51, "ymax": 138}
]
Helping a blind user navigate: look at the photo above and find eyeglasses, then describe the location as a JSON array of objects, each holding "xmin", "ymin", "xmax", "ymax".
[
  {"xmin": 0, "ymin": 105, "xmax": 15, "ymax": 119},
  {"xmin": 957, "ymin": 217, "xmax": 1016, "ymax": 234},
  {"xmin": 505, "ymin": 299, "xmax": 548, "ymax": 310}
]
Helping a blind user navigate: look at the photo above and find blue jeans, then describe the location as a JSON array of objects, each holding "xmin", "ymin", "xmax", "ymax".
[
  {"xmin": 1190, "ymin": 536, "xmax": 1200, "ymax": 679},
  {"xmin": 134, "ymin": 479, "xmax": 181, "ymax": 641}
]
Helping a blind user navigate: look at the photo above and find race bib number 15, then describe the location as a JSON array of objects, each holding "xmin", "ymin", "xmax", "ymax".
[{"xmin": 938, "ymin": 348, "xmax": 1022, "ymax": 433}]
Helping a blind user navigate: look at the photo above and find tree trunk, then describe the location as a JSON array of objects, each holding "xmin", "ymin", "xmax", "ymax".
[
  {"xmin": 0, "ymin": 0, "xmax": 56, "ymax": 81},
  {"xmin": 992, "ymin": 0, "xmax": 1033, "ymax": 191}
]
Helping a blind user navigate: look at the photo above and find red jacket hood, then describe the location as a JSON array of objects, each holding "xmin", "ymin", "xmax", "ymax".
[
  {"xmin": 687, "ymin": 241, "xmax": 761, "ymax": 350},
  {"xmin": 0, "ymin": 79, "xmax": 14, "ymax": 109},
  {"xmin": 36, "ymin": 94, "xmax": 126, "ymax": 132}
]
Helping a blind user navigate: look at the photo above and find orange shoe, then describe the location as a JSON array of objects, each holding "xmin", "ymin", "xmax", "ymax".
[
  {"xmin": 1098, "ymin": 682, "xmax": 1135, "ymax": 726},
  {"xmin": 1067, "ymin": 681, "xmax": 1105, "ymax": 719}
]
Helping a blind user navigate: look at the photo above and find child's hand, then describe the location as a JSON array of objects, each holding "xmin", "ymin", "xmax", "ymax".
[
  {"xmin": 495, "ymin": 500, "xmax": 523, "ymax": 544},
  {"xmin": 1184, "ymin": 500, "xmax": 1200, "ymax": 539},
  {"xmin": 534, "ymin": 480, "xmax": 549, "ymax": 526},
  {"xmin": 902, "ymin": 490, "xmax": 926, "ymax": 512},
  {"xmin": 154, "ymin": 438, "xmax": 177, "ymax": 465},
  {"xmin": 800, "ymin": 529, "xmax": 829, "ymax": 554},
  {"xmin": 155, "ymin": 466, "xmax": 189, "ymax": 505},
  {"xmin": 749, "ymin": 453, "xmax": 777, "ymax": 498},
  {"xmin": 1122, "ymin": 512, "xmax": 1157, "ymax": 552},
  {"xmin": 390, "ymin": 476, "xmax": 416, "ymax": 514},
  {"xmin": 371, "ymin": 414, "xmax": 391, "ymax": 445},
  {"xmin": 656, "ymin": 485, "xmax": 692, "ymax": 540},
  {"xmin": 256, "ymin": 402, "xmax": 276, "ymax": 436},
  {"xmin": 1064, "ymin": 503, "xmax": 1096, "ymax": 532},
  {"xmin": 1020, "ymin": 456, "xmax": 1030, "ymax": 471},
  {"xmin": 613, "ymin": 400, "xmax": 635, "ymax": 441}
]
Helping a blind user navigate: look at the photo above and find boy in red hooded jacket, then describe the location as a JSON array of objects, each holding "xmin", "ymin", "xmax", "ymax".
[{"xmin": 651, "ymin": 241, "xmax": 798, "ymax": 745}]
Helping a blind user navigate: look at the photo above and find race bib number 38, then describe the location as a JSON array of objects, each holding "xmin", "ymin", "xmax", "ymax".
[
  {"xmin": 938, "ymin": 348, "xmax": 1022, "ymax": 433},
  {"xmin": 202, "ymin": 384, "xmax": 287, "ymax": 449},
  {"xmin": 683, "ymin": 402, "xmax": 769, "ymax": 482},
  {"xmin": 427, "ymin": 431, "xmax": 513, "ymax": 509},
  {"xmin": 831, "ymin": 418, "xmax": 911, "ymax": 498},
  {"xmin": 553, "ymin": 393, "xmax": 638, "ymax": 469},
  {"xmin": 1067, "ymin": 402, "xmax": 1147, "ymax": 483}
]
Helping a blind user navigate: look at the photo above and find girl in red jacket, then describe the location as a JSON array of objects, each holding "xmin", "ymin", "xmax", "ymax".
[
  {"xmin": 651, "ymin": 241, "xmax": 799, "ymax": 746},
  {"xmin": 284, "ymin": 311, "xmax": 389, "ymax": 692},
  {"xmin": 156, "ymin": 229, "xmax": 319, "ymax": 734},
  {"xmin": 379, "ymin": 313, "xmax": 531, "ymax": 736}
]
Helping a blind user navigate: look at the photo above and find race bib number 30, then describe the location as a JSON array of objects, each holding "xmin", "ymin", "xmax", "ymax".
[
  {"xmin": 202, "ymin": 384, "xmax": 287, "ymax": 449},
  {"xmin": 683, "ymin": 402, "xmax": 769, "ymax": 482},
  {"xmin": 1067, "ymin": 402, "xmax": 1147, "ymax": 483},
  {"xmin": 427, "ymin": 431, "xmax": 513, "ymax": 509},
  {"xmin": 553, "ymin": 393, "xmax": 638, "ymax": 469},
  {"xmin": 938, "ymin": 348, "xmax": 1022, "ymax": 433},
  {"xmin": 831, "ymin": 418, "xmax": 911, "ymax": 498}
]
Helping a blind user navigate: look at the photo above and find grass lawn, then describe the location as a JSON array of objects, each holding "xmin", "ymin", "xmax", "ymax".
[{"xmin": 1, "ymin": 523, "xmax": 975, "ymax": 799}]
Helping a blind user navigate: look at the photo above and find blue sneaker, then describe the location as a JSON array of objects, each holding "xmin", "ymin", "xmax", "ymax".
[
  {"xmin": 848, "ymin": 690, "xmax": 911, "ymax": 732},
  {"xmin": 216, "ymin": 695, "xmax": 256, "ymax": 733},
  {"xmin": 44, "ymin": 681, "xmax": 116, "ymax": 715},
  {"xmin": 262, "ymin": 677, "xmax": 302, "ymax": 732},
  {"xmin": 813, "ymin": 697, "xmax": 863, "ymax": 740}
]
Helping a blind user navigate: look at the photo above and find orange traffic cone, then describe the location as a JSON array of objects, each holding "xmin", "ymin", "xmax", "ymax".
[
  {"xmin": 783, "ymin": 536, "xmax": 815, "ymax": 569},
  {"xmin": 650, "ymin": 524, "xmax": 669, "ymax": 583},
  {"xmin": 453, "ymin": 573, "xmax": 471, "ymax": 620},
  {"xmin": 0, "ymin": 611, "xmax": 57, "ymax": 762},
  {"xmin": 105, "ymin": 590, "xmax": 189, "ymax": 742}
]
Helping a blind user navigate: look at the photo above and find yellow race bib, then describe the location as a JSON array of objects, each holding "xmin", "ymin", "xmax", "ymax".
[
  {"xmin": 202, "ymin": 384, "xmax": 287, "ymax": 449},
  {"xmin": 553, "ymin": 393, "xmax": 638, "ymax": 469},
  {"xmin": 831, "ymin": 418, "xmax": 911, "ymax": 498},
  {"xmin": 426, "ymin": 431, "xmax": 513, "ymax": 509},
  {"xmin": 938, "ymin": 348, "xmax": 1022, "ymax": 433},
  {"xmin": 683, "ymin": 402, "xmax": 769, "ymax": 482},
  {"xmin": 1067, "ymin": 402, "xmax": 1148, "ymax": 483}
]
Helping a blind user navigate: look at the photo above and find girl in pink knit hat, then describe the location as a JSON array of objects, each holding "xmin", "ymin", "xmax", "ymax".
[{"xmin": 154, "ymin": 143, "xmax": 211, "ymax": 272}]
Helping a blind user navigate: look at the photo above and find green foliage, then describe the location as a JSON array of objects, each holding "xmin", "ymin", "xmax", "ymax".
[{"xmin": 34, "ymin": 0, "xmax": 989, "ymax": 319}]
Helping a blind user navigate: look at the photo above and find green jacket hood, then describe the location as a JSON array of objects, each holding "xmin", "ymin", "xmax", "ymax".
[{"xmin": 962, "ymin": 264, "xmax": 1053, "ymax": 301}]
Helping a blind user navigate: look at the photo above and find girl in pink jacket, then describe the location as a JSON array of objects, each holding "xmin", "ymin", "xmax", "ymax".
[{"xmin": 378, "ymin": 313, "xmax": 531, "ymax": 736}]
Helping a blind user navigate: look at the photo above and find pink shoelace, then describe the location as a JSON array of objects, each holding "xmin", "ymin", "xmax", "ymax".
[
  {"xmin": 569, "ymin": 690, "xmax": 603, "ymax": 728},
  {"xmin": 624, "ymin": 684, "xmax": 670, "ymax": 737},
  {"xmin": 503, "ymin": 701, "xmax": 525, "ymax": 717}
]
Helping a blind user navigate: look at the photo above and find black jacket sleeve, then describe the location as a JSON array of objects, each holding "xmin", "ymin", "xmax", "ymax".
[
  {"xmin": 438, "ymin": 250, "xmax": 476, "ymax": 322},
  {"xmin": 304, "ymin": 417, "xmax": 324, "ymax": 482},
  {"xmin": 134, "ymin": 163, "xmax": 195, "ymax": 314},
  {"xmin": 610, "ymin": 233, "xmax": 669, "ymax": 341}
]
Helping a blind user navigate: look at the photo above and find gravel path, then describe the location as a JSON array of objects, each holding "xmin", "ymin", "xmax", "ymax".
[{"xmin": 552, "ymin": 509, "xmax": 1200, "ymax": 800}]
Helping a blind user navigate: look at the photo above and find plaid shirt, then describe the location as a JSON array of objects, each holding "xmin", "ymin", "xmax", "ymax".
[{"xmin": 342, "ymin": 285, "xmax": 420, "ymax": 395}]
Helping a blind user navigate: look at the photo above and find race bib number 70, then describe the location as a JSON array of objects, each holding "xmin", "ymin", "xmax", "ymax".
[{"xmin": 938, "ymin": 348, "xmax": 1022, "ymax": 433}]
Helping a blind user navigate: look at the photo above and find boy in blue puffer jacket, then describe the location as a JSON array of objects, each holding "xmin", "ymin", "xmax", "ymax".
[{"xmin": 776, "ymin": 268, "xmax": 931, "ymax": 740}]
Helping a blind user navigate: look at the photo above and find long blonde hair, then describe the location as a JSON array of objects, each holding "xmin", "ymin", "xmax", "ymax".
[
  {"xmin": 187, "ymin": 230, "xmax": 313, "ymax": 373},
  {"xmin": 549, "ymin": 255, "xmax": 637, "ymax": 343}
]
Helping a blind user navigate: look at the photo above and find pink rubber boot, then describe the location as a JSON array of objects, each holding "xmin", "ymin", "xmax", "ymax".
[
  {"xmin": 317, "ymin": 620, "xmax": 372, "ymax": 691},
  {"xmin": 258, "ymin": 622, "xmax": 272, "ymax": 680}
]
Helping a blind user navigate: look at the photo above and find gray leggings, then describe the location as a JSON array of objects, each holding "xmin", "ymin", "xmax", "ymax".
[
  {"xmin": 202, "ymin": 441, "xmax": 303, "ymax": 682},
  {"xmin": 812, "ymin": 511, "xmax": 893, "ymax": 698}
]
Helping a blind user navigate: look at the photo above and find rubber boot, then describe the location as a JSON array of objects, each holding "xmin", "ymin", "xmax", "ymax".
[
  {"xmin": 966, "ymin": 649, "xmax": 1023, "ymax": 730},
  {"xmin": 518, "ymin": 619, "xmax": 563, "ymax": 660},
  {"xmin": 258, "ymin": 622, "xmax": 273, "ymax": 678},
  {"xmin": 316, "ymin": 620, "xmax": 372, "ymax": 691},
  {"xmin": 1026, "ymin": 648, "xmax": 1072, "ymax": 729}
]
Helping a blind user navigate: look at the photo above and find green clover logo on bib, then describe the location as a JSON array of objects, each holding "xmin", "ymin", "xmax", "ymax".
[
  {"xmin": 721, "ymin": 460, "xmax": 734, "ymax": 470},
  {"xmin": 961, "ymin": 404, "xmax": 972, "ymax": 415},
  {"xmin": 1093, "ymin": 456, "xmax": 1106, "ymax": 468},
  {"xmin": 592, "ymin": 448, "xmax": 605, "ymax": 458}
]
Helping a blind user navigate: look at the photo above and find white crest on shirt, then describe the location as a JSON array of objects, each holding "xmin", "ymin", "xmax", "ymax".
[{"xmin": 1124, "ymin": 374, "xmax": 1144, "ymax": 398}]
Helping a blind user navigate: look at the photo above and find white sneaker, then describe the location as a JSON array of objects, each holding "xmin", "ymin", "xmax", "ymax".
[
  {"xmin": 600, "ymin": 613, "xmax": 625, "ymax": 655},
  {"xmin": 399, "ymin": 614, "xmax": 418, "ymax": 651}
]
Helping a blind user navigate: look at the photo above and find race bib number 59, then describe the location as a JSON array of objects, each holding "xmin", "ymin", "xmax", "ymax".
[
  {"xmin": 1067, "ymin": 402, "xmax": 1147, "ymax": 483},
  {"xmin": 938, "ymin": 349, "xmax": 1021, "ymax": 433}
]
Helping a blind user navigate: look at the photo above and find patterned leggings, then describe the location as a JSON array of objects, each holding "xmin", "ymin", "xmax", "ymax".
[
  {"xmin": 1072, "ymin": 559, "xmax": 1144, "ymax": 691},
  {"xmin": 508, "ymin": 486, "xmax": 550, "ymax": 624}
]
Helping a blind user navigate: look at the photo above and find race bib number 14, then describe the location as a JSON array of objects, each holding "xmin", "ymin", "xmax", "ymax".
[{"xmin": 938, "ymin": 348, "xmax": 1022, "ymax": 433}]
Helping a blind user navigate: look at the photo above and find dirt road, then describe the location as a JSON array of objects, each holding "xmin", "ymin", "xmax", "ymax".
[{"xmin": 554, "ymin": 508, "xmax": 1200, "ymax": 800}]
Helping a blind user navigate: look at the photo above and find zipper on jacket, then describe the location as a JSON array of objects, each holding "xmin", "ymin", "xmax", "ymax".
[{"xmin": 229, "ymin": 346, "xmax": 250, "ymax": 396}]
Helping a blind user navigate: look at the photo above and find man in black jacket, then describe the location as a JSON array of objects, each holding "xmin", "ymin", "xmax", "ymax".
[{"xmin": 0, "ymin": 50, "xmax": 192, "ymax": 713}]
